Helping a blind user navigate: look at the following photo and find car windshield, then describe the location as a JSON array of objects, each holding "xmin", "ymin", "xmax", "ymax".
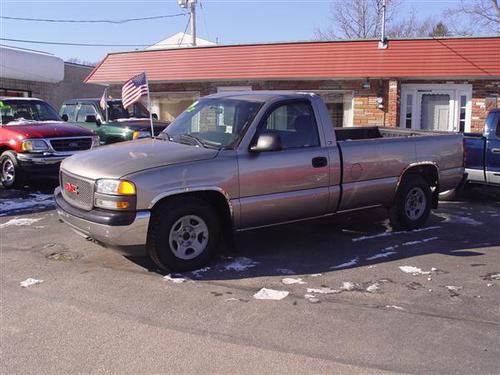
[
  {"xmin": 107, "ymin": 101, "xmax": 149, "ymax": 120},
  {"xmin": 0, "ymin": 99, "xmax": 61, "ymax": 125},
  {"xmin": 159, "ymin": 98, "xmax": 263, "ymax": 149}
]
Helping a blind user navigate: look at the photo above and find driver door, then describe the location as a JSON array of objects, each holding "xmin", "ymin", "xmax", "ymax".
[{"xmin": 237, "ymin": 100, "xmax": 330, "ymax": 228}]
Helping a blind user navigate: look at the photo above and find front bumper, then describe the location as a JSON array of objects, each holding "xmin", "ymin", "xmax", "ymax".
[
  {"xmin": 17, "ymin": 153, "xmax": 69, "ymax": 174},
  {"xmin": 55, "ymin": 187, "xmax": 150, "ymax": 247}
]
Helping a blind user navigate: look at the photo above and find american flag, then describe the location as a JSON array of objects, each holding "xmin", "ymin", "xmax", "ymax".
[
  {"xmin": 99, "ymin": 88, "xmax": 107, "ymax": 110},
  {"xmin": 121, "ymin": 72, "xmax": 149, "ymax": 109}
]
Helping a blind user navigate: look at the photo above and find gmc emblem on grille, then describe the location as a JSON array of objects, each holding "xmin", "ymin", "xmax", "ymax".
[{"xmin": 64, "ymin": 182, "xmax": 79, "ymax": 195}]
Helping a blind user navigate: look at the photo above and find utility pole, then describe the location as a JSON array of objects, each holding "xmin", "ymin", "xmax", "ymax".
[
  {"xmin": 378, "ymin": 0, "xmax": 388, "ymax": 49},
  {"xmin": 178, "ymin": 0, "xmax": 197, "ymax": 46}
]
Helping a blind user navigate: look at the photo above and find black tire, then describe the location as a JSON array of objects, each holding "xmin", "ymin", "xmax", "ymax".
[
  {"xmin": 389, "ymin": 174, "xmax": 432, "ymax": 230},
  {"xmin": 0, "ymin": 151, "xmax": 25, "ymax": 189},
  {"xmin": 147, "ymin": 197, "xmax": 221, "ymax": 272}
]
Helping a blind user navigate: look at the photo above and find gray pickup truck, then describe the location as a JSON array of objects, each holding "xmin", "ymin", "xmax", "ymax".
[{"xmin": 55, "ymin": 92, "xmax": 464, "ymax": 271}]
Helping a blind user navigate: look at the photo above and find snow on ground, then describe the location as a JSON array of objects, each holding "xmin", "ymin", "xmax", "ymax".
[
  {"xmin": 399, "ymin": 266, "xmax": 431, "ymax": 276},
  {"xmin": 253, "ymin": 288, "xmax": 289, "ymax": 300},
  {"xmin": 352, "ymin": 226, "xmax": 440, "ymax": 242},
  {"xmin": 366, "ymin": 283, "xmax": 380, "ymax": 293},
  {"xmin": 163, "ymin": 274, "xmax": 187, "ymax": 283},
  {"xmin": 20, "ymin": 278, "xmax": 43, "ymax": 288},
  {"xmin": 402, "ymin": 237, "xmax": 438, "ymax": 246},
  {"xmin": 190, "ymin": 267, "xmax": 210, "ymax": 278},
  {"xmin": 281, "ymin": 277, "xmax": 306, "ymax": 285},
  {"xmin": 223, "ymin": 257, "xmax": 259, "ymax": 272},
  {"xmin": 330, "ymin": 256, "xmax": 359, "ymax": 269},
  {"xmin": 307, "ymin": 287, "xmax": 341, "ymax": 294},
  {"xmin": 0, "ymin": 193, "xmax": 54, "ymax": 215},
  {"xmin": 0, "ymin": 217, "xmax": 42, "ymax": 229},
  {"xmin": 434, "ymin": 213, "xmax": 483, "ymax": 226},
  {"xmin": 386, "ymin": 305, "xmax": 405, "ymax": 310},
  {"xmin": 366, "ymin": 246, "xmax": 399, "ymax": 261}
]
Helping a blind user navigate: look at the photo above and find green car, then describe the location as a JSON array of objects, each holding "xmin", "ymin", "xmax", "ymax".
[{"xmin": 59, "ymin": 98, "xmax": 169, "ymax": 144}]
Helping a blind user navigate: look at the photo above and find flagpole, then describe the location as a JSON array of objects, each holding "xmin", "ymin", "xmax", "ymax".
[
  {"xmin": 145, "ymin": 72, "xmax": 154, "ymax": 139},
  {"xmin": 105, "ymin": 86, "xmax": 109, "ymax": 123}
]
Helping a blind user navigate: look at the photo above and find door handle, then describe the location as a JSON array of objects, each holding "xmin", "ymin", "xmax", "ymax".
[
  {"xmin": 312, "ymin": 157, "xmax": 328, "ymax": 168},
  {"xmin": 491, "ymin": 148, "xmax": 500, "ymax": 154}
]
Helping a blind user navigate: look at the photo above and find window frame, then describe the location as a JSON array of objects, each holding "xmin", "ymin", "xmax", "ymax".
[{"xmin": 254, "ymin": 99, "xmax": 321, "ymax": 150}]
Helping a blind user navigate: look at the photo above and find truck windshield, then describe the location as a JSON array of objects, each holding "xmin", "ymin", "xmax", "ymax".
[
  {"xmin": 0, "ymin": 99, "xmax": 61, "ymax": 125},
  {"xmin": 107, "ymin": 101, "xmax": 149, "ymax": 121},
  {"xmin": 160, "ymin": 98, "xmax": 263, "ymax": 149}
]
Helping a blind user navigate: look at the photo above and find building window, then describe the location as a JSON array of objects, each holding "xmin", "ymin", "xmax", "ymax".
[
  {"xmin": 0, "ymin": 88, "xmax": 30, "ymax": 97},
  {"xmin": 405, "ymin": 94, "xmax": 413, "ymax": 128},
  {"xmin": 459, "ymin": 95, "xmax": 467, "ymax": 132}
]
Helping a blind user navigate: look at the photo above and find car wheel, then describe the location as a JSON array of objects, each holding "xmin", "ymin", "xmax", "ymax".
[
  {"xmin": 389, "ymin": 174, "xmax": 432, "ymax": 230},
  {"xmin": 0, "ymin": 151, "xmax": 25, "ymax": 189},
  {"xmin": 147, "ymin": 197, "xmax": 220, "ymax": 272}
]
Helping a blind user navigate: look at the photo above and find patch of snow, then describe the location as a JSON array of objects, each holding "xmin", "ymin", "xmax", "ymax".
[
  {"xmin": 276, "ymin": 268, "xmax": 295, "ymax": 275},
  {"xmin": 402, "ymin": 237, "xmax": 438, "ymax": 246},
  {"xmin": 20, "ymin": 278, "xmax": 43, "ymax": 288},
  {"xmin": 367, "ymin": 265, "xmax": 377, "ymax": 269},
  {"xmin": 411, "ymin": 226, "xmax": 441, "ymax": 233},
  {"xmin": 0, "ymin": 193, "xmax": 54, "ymax": 213},
  {"xmin": 223, "ymin": 257, "xmax": 259, "ymax": 272},
  {"xmin": 307, "ymin": 287, "xmax": 341, "ymax": 294},
  {"xmin": 225, "ymin": 297, "xmax": 239, "ymax": 302},
  {"xmin": 308, "ymin": 273, "xmax": 322, "ymax": 277},
  {"xmin": 191, "ymin": 267, "xmax": 210, "ymax": 277},
  {"xmin": 0, "ymin": 217, "xmax": 42, "ymax": 228},
  {"xmin": 340, "ymin": 281, "xmax": 359, "ymax": 291},
  {"xmin": 434, "ymin": 213, "xmax": 482, "ymax": 226},
  {"xmin": 281, "ymin": 277, "xmax": 306, "ymax": 285},
  {"xmin": 399, "ymin": 266, "xmax": 431, "ymax": 276},
  {"xmin": 352, "ymin": 226, "xmax": 440, "ymax": 242},
  {"xmin": 366, "ymin": 283, "xmax": 380, "ymax": 293},
  {"xmin": 385, "ymin": 305, "xmax": 404, "ymax": 311},
  {"xmin": 253, "ymin": 288, "xmax": 289, "ymax": 300},
  {"xmin": 304, "ymin": 294, "xmax": 320, "ymax": 303},
  {"xmin": 366, "ymin": 250, "xmax": 398, "ymax": 261},
  {"xmin": 163, "ymin": 274, "xmax": 186, "ymax": 283},
  {"xmin": 487, "ymin": 283, "xmax": 493, "ymax": 287},
  {"xmin": 330, "ymin": 256, "xmax": 359, "ymax": 269}
]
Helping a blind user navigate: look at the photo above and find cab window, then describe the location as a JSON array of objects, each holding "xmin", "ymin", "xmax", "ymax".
[
  {"xmin": 76, "ymin": 104, "xmax": 98, "ymax": 122},
  {"xmin": 60, "ymin": 104, "xmax": 77, "ymax": 121}
]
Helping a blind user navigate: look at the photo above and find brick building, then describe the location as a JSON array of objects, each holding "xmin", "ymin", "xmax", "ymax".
[
  {"xmin": 0, "ymin": 46, "xmax": 103, "ymax": 110},
  {"xmin": 85, "ymin": 36, "xmax": 500, "ymax": 133}
]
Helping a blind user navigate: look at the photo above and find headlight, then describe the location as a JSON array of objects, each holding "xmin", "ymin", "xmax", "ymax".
[
  {"xmin": 132, "ymin": 131, "xmax": 151, "ymax": 140},
  {"xmin": 95, "ymin": 179, "xmax": 136, "ymax": 195},
  {"xmin": 94, "ymin": 179, "xmax": 136, "ymax": 210},
  {"xmin": 21, "ymin": 139, "xmax": 50, "ymax": 152},
  {"xmin": 91, "ymin": 135, "xmax": 100, "ymax": 148}
]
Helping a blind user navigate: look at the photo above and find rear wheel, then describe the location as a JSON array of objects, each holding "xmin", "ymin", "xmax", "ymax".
[
  {"xmin": 0, "ymin": 151, "xmax": 25, "ymax": 189},
  {"xmin": 389, "ymin": 175, "xmax": 432, "ymax": 230},
  {"xmin": 147, "ymin": 197, "xmax": 220, "ymax": 272}
]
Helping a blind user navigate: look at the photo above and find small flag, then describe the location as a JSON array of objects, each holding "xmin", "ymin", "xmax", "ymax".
[
  {"xmin": 122, "ymin": 72, "xmax": 148, "ymax": 109},
  {"xmin": 99, "ymin": 89, "xmax": 107, "ymax": 110}
]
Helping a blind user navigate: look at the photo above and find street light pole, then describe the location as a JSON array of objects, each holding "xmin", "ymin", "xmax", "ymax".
[{"xmin": 179, "ymin": 0, "xmax": 197, "ymax": 47}]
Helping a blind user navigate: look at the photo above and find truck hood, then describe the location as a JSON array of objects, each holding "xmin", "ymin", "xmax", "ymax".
[
  {"xmin": 3, "ymin": 121, "xmax": 93, "ymax": 138},
  {"xmin": 107, "ymin": 119, "xmax": 168, "ymax": 132},
  {"xmin": 61, "ymin": 138, "xmax": 219, "ymax": 180}
]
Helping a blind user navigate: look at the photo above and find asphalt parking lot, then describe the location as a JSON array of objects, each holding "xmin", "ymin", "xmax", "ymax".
[{"xmin": 1, "ymin": 182, "xmax": 499, "ymax": 374}]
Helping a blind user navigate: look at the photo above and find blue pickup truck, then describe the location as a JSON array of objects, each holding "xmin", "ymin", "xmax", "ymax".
[
  {"xmin": 440, "ymin": 109, "xmax": 499, "ymax": 199},
  {"xmin": 464, "ymin": 109, "xmax": 500, "ymax": 187}
]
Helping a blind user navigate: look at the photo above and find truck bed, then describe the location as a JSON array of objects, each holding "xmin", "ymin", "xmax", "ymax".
[{"xmin": 334, "ymin": 126, "xmax": 456, "ymax": 141}]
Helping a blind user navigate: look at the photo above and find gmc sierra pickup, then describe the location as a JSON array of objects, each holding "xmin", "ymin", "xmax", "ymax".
[{"xmin": 55, "ymin": 92, "xmax": 464, "ymax": 271}]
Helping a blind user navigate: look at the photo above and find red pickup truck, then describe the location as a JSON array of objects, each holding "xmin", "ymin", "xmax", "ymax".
[{"xmin": 0, "ymin": 97, "xmax": 99, "ymax": 188}]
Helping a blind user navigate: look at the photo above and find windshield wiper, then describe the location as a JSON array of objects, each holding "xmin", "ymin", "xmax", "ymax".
[{"xmin": 178, "ymin": 134, "xmax": 205, "ymax": 148}]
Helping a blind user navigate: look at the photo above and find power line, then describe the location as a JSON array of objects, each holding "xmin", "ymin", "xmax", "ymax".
[
  {"xmin": 0, "ymin": 37, "xmax": 184, "ymax": 48},
  {"xmin": 179, "ymin": 14, "xmax": 192, "ymax": 46},
  {"xmin": 0, "ymin": 13, "xmax": 187, "ymax": 24}
]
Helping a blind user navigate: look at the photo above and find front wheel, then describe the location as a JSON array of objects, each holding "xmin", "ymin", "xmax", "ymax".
[
  {"xmin": 147, "ymin": 197, "xmax": 221, "ymax": 272},
  {"xmin": 0, "ymin": 151, "xmax": 25, "ymax": 189},
  {"xmin": 389, "ymin": 175, "xmax": 432, "ymax": 230}
]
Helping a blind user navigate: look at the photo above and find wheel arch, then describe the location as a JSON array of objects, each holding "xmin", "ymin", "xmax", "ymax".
[{"xmin": 396, "ymin": 162, "xmax": 440, "ymax": 209}]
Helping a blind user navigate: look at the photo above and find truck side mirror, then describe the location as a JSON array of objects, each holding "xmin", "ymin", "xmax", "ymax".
[
  {"xmin": 152, "ymin": 113, "xmax": 158, "ymax": 120},
  {"xmin": 85, "ymin": 115, "xmax": 101, "ymax": 126},
  {"xmin": 61, "ymin": 114, "xmax": 68, "ymax": 122},
  {"xmin": 250, "ymin": 133, "xmax": 282, "ymax": 152}
]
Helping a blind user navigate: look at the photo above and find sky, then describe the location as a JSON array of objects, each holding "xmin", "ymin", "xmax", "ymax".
[{"xmin": 0, "ymin": 0, "xmax": 465, "ymax": 64}]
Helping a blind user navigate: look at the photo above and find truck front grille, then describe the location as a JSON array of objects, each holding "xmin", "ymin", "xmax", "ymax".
[
  {"xmin": 60, "ymin": 171, "xmax": 94, "ymax": 211},
  {"xmin": 50, "ymin": 138, "xmax": 92, "ymax": 152}
]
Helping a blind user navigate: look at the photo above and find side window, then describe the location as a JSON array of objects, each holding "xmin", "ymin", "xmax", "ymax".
[
  {"xmin": 76, "ymin": 104, "xmax": 97, "ymax": 122},
  {"xmin": 261, "ymin": 101, "xmax": 320, "ymax": 149},
  {"xmin": 60, "ymin": 104, "xmax": 76, "ymax": 121}
]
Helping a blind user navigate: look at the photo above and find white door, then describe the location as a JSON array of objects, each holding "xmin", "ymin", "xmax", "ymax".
[{"xmin": 417, "ymin": 90, "xmax": 454, "ymax": 131}]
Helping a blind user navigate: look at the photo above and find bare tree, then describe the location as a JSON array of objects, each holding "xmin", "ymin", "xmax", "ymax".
[
  {"xmin": 66, "ymin": 57, "xmax": 98, "ymax": 67},
  {"xmin": 446, "ymin": 0, "xmax": 499, "ymax": 34},
  {"xmin": 315, "ymin": 0, "xmax": 438, "ymax": 40},
  {"xmin": 315, "ymin": 0, "xmax": 401, "ymax": 40}
]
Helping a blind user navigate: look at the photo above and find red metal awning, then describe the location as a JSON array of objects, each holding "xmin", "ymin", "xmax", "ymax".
[{"xmin": 86, "ymin": 37, "xmax": 500, "ymax": 84}]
